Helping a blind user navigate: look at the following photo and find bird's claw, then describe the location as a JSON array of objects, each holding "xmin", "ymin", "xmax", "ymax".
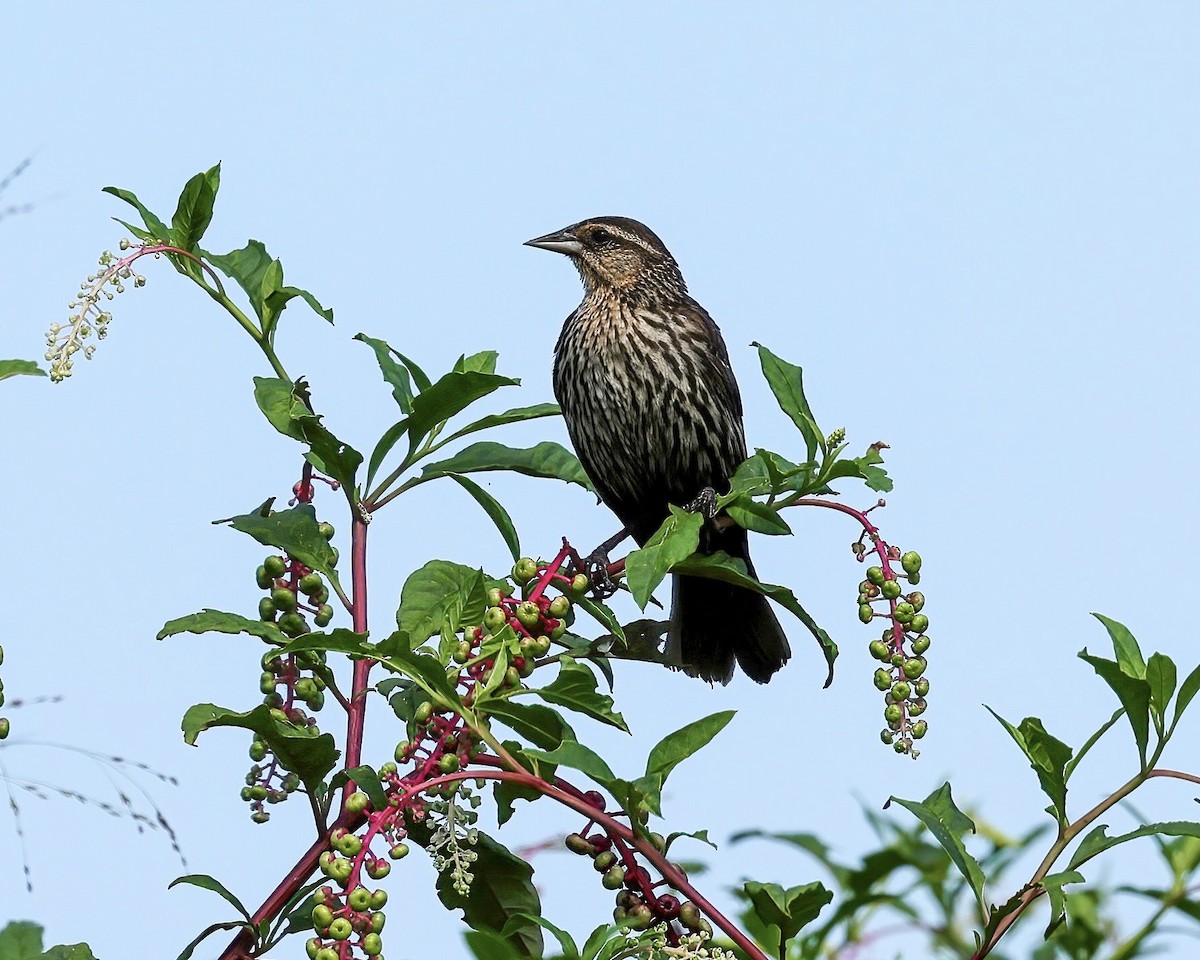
[
  {"xmin": 575, "ymin": 548, "xmax": 619, "ymax": 600},
  {"xmin": 686, "ymin": 486, "xmax": 719, "ymax": 520}
]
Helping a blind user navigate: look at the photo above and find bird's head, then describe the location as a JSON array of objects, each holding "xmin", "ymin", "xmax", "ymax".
[{"xmin": 525, "ymin": 216, "xmax": 685, "ymax": 299}]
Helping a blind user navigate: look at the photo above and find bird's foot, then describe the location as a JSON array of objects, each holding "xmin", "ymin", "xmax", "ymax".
[
  {"xmin": 580, "ymin": 548, "xmax": 620, "ymax": 599},
  {"xmin": 685, "ymin": 486, "xmax": 719, "ymax": 520}
]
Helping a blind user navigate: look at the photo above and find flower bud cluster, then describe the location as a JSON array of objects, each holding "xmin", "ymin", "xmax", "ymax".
[
  {"xmin": 857, "ymin": 548, "xmax": 930, "ymax": 757},
  {"xmin": 49, "ymin": 242, "xmax": 151, "ymax": 382}
]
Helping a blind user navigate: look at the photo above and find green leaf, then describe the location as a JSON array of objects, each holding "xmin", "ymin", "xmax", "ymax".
[
  {"xmin": 396, "ymin": 560, "xmax": 486, "ymax": 646},
  {"xmin": 376, "ymin": 641, "xmax": 465, "ymax": 710},
  {"xmin": 523, "ymin": 740, "xmax": 624, "ymax": 797},
  {"xmin": 429, "ymin": 830, "xmax": 543, "ymax": 958},
  {"xmin": 170, "ymin": 163, "xmax": 221, "ymax": 253},
  {"xmin": 851, "ymin": 444, "xmax": 893, "ymax": 494},
  {"xmin": 624, "ymin": 508, "xmax": 703, "ymax": 609},
  {"xmin": 486, "ymin": 700, "xmax": 576, "ymax": 750},
  {"xmin": 39, "ymin": 945, "xmax": 101, "ymax": 960},
  {"xmin": 581, "ymin": 924, "xmax": 616, "ymax": 960},
  {"xmin": 725, "ymin": 496, "xmax": 792, "ymax": 535},
  {"xmin": 102, "ymin": 184, "xmax": 172, "ymax": 240},
  {"xmin": 1068, "ymin": 821, "xmax": 1200, "ymax": 871},
  {"xmin": 0, "ymin": 359, "xmax": 46, "ymax": 381},
  {"xmin": 673, "ymin": 551, "xmax": 838, "ymax": 686},
  {"xmin": 573, "ymin": 595, "xmax": 626, "ymax": 645},
  {"xmin": 1093, "ymin": 613, "xmax": 1146, "ymax": 679},
  {"xmin": 157, "ymin": 608, "xmax": 286, "ymax": 644},
  {"xmin": 632, "ymin": 711, "xmax": 735, "ymax": 816},
  {"xmin": 168, "ymin": 873, "xmax": 251, "ymax": 921},
  {"xmin": 343, "ymin": 765, "xmax": 388, "ymax": 812},
  {"xmin": 886, "ymin": 783, "xmax": 987, "ymax": 916},
  {"xmin": 529, "ymin": 657, "xmax": 628, "ymax": 731},
  {"xmin": 753, "ymin": 342, "xmax": 822, "ymax": 462},
  {"xmin": 742, "ymin": 880, "xmax": 833, "ymax": 946},
  {"xmin": 1040, "ymin": 870, "xmax": 1085, "ymax": 938},
  {"xmin": 181, "ymin": 703, "xmax": 339, "ymax": 791},
  {"xmin": 643, "ymin": 710, "xmax": 735, "ymax": 789},
  {"xmin": 1146, "ymin": 652, "xmax": 1178, "ymax": 724},
  {"xmin": 218, "ymin": 501, "xmax": 339, "ymax": 582},
  {"xmin": 366, "ymin": 417, "xmax": 410, "ymax": 489},
  {"xmin": 416, "ymin": 441, "xmax": 592, "ymax": 490},
  {"xmin": 456, "ymin": 350, "xmax": 500, "ymax": 374},
  {"xmin": 463, "ymin": 929, "xmax": 525, "ymax": 960},
  {"xmin": 252, "ymin": 378, "xmax": 361, "ymax": 491},
  {"xmin": 278, "ymin": 628, "xmax": 373, "ymax": 659},
  {"xmin": 407, "ymin": 369, "xmax": 520, "ymax": 448},
  {"xmin": 1064, "ymin": 708, "xmax": 1125, "ymax": 781},
  {"xmin": 1078, "ymin": 650, "xmax": 1152, "ymax": 766},
  {"xmin": 353, "ymin": 333, "xmax": 414, "ymax": 412},
  {"xmin": 719, "ymin": 451, "xmax": 774, "ymax": 503},
  {"xmin": 493, "ymin": 742, "xmax": 555, "ymax": 826},
  {"xmin": 0, "ymin": 921, "xmax": 43, "ymax": 960},
  {"xmin": 985, "ymin": 709, "xmax": 1072, "ymax": 825},
  {"xmin": 503, "ymin": 915, "xmax": 578, "ymax": 960},
  {"xmin": 443, "ymin": 403, "xmax": 563, "ymax": 445},
  {"xmin": 1173, "ymin": 662, "xmax": 1200, "ymax": 731},
  {"xmin": 448, "ymin": 475, "xmax": 521, "ymax": 561}
]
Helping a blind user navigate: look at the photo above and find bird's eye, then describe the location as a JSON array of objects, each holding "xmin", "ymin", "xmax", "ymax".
[{"xmin": 590, "ymin": 228, "xmax": 611, "ymax": 244}]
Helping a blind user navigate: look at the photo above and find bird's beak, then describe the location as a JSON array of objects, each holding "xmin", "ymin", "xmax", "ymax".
[{"xmin": 524, "ymin": 229, "xmax": 583, "ymax": 256}]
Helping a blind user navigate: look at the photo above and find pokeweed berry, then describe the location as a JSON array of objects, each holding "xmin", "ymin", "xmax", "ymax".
[
  {"xmin": 912, "ymin": 634, "xmax": 931, "ymax": 654},
  {"xmin": 345, "ymin": 791, "xmax": 370, "ymax": 814},
  {"xmin": 593, "ymin": 850, "xmax": 617, "ymax": 872},
  {"xmin": 314, "ymin": 604, "xmax": 334, "ymax": 628},
  {"xmin": 548, "ymin": 595, "xmax": 571, "ymax": 618},
  {"xmin": 298, "ymin": 572, "xmax": 323, "ymax": 595},
  {"xmin": 388, "ymin": 842, "xmax": 410, "ymax": 860},
  {"xmin": 347, "ymin": 887, "xmax": 372, "ymax": 911},
  {"xmin": 565, "ymin": 833, "xmax": 594, "ymax": 855},
  {"xmin": 327, "ymin": 917, "xmax": 352, "ymax": 941},
  {"xmin": 901, "ymin": 550, "xmax": 922, "ymax": 575},
  {"xmin": 512, "ymin": 557, "xmax": 539, "ymax": 584},
  {"xmin": 866, "ymin": 566, "xmax": 886, "ymax": 586},
  {"xmin": 361, "ymin": 932, "xmax": 383, "ymax": 957},
  {"xmin": 881, "ymin": 579, "xmax": 902, "ymax": 600},
  {"xmin": 264, "ymin": 555, "xmax": 288, "ymax": 578},
  {"xmin": 317, "ymin": 521, "xmax": 335, "ymax": 540},
  {"xmin": 909, "ymin": 613, "xmax": 930, "ymax": 634},
  {"xmin": 602, "ymin": 865, "xmax": 626, "ymax": 889},
  {"xmin": 515, "ymin": 600, "xmax": 541, "ymax": 629}
]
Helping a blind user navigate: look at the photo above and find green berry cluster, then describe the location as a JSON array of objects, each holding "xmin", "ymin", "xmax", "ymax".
[
  {"xmin": 255, "ymin": 540, "xmax": 335, "ymax": 638},
  {"xmin": 0, "ymin": 643, "xmax": 8, "ymax": 741},
  {"xmin": 306, "ymin": 874, "xmax": 388, "ymax": 960},
  {"xmin": 241, "ymin": 534, "xmax": 336, "ymax": 822},
  {"xmin": 858, "ymin": 549, "xmax": 930, "ymax": 757},
  {"xmin": 564, "ymin": 809, "xmax": 710, "ymax": 944}
]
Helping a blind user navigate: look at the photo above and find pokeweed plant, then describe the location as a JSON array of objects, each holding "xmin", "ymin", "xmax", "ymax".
[{"xmin": 5, "ymin": 164, "xmax": 1198, "ymax": 960}]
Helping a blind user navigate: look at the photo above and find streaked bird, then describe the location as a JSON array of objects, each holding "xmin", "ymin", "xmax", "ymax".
[{"xmin": 526, "ymin": 216, "xmax": 791, "ymax": 684}]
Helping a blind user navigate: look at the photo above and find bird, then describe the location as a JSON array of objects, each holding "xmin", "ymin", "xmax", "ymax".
[{"xmin": 525, "ymin": 216, "xmax": 791, "ymax": 684}]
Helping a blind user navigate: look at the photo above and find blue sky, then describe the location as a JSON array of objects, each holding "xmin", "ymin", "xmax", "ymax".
[{"xmin": 2, "ymin": 4, "xmax": 1199, "ymax": 958}]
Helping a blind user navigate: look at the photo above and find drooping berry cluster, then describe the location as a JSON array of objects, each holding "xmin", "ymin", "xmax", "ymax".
[
  {"xmin": 856, "ymin": 547, "xmax": 930, "ymax": 756},
  {"xmin": 306, "ymin": 866, "xmax": 389, "ymax": 960},
  {"xmin": 564, "ymin": 802, "xmax": 711, "ymax": 944},
  {"xmin": 241, "ymin": 532, "xmax": 337, "ymax": 822}
]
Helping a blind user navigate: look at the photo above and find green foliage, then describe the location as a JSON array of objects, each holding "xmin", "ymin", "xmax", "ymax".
[{"xmin": 22, "ymin": 164, "xmax": 1200, "ymax": 960}]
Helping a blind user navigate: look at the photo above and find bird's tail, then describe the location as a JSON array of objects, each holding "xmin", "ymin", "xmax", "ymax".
[{"xmin": 667, "ymin": 553, "xmax": 791, "ymax": 685}]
